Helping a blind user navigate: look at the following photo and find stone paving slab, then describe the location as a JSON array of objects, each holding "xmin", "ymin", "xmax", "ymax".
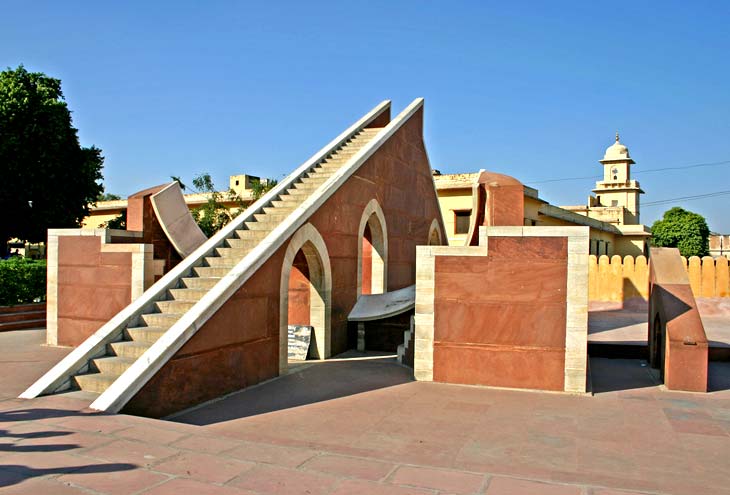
[
  {"xmin": 588, "ymin": 298, "xmax": 730, "ymax": 346},
  {"xmin": 1, "ymin": 329, "xmax": 730, "ymax": 494}
]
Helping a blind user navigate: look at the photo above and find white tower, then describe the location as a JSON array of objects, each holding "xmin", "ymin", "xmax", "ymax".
[{"xmin": 592, "ymin": 133, "xmax": 644, "ymax": 224}]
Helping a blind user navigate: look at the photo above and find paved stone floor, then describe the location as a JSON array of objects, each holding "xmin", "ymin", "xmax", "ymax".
[
  {"xmin": 589, "ymin": 298, "xmax": 730, "ymax": 347},
  {"xmin": 1, "ymin": 328, "xmax": 729, "ymax": 494}
]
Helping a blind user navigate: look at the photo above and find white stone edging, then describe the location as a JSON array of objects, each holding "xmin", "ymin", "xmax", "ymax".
[
  {"xmin": 89, "ymin": 98, "xmax": 424, "ymax": 413},
  {"xmin": 413, "ymin": 225, "xmax": 589, "ymax": 393},
  {"xmin": 20, "ymin": 100, "xmax": 392, "ymax": 402}
]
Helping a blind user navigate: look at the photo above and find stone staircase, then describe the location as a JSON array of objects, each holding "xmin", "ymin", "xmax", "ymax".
[{"xmin": 70, "ymin": 127, "xmax": 383, "ymax": 395}]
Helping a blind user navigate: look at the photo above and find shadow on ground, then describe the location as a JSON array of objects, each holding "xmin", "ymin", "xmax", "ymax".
[
  {"xmin": 0, "ymin": 407, "xmax": 136, "ymax": 488},
  {"xmin": 171, "ymin": 354, "xmax": 413, "ymax": 425},
  {"xmin": 590, "ymin": 358, "xmax": 730, "ymax": 394},
  {"xmin": 589, "ymin": 357, "xmax": 659, "ymax": 394},
  {"xmin": 708, "ymin": 362, "xmax": 730, "ymax": 392}
]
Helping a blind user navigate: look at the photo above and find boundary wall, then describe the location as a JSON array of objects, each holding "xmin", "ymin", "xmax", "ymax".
[{"xmin": 589, "ymin": 254, "xmax": 729, "ymax": 304}]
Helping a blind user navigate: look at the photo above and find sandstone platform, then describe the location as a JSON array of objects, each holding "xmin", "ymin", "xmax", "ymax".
[{"xmin": 2, "ymin": 328, "xmax": 729, "ymax": 494}]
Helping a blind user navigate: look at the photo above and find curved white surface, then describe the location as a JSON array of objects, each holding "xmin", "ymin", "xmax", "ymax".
[
  {"xmin": 150, "ymin": 182, "xmax": 208, "ymax": 257},
  {"xmin": 348, "ymin": 284, "xmax": 415, "ymax": 322}
]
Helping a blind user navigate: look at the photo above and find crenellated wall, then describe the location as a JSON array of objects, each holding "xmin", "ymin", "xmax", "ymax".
[
  {"xmin": 684, "ymin": 255, "xmax": 730, "ymax": 298},
  {"xmin": 589, "ymin": 254, "xmax": 730, "ymax": 304},
  {"xmin": 588, "ymin": 255, "xmax": 649, "ymax": 304}
]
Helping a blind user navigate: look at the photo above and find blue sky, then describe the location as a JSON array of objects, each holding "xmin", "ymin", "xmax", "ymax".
[{"xmin": 3, "ymin": 1, "xmax": 730, "ymax": 231}]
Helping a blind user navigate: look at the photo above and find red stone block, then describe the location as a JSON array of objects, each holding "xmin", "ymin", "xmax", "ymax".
[
  {"xmin": 139, "ymin": 478, "xmax": 256, "ymax": 495},
  {"xmin": 301, "ymin": 454, "xmax": 394, "ymax": 481},
  {"xmin": 329, "ymin": 479, "xmax": 435, "ymax": 495},
  {"xmin": 389, "ymin": 465, "xmax": 485, "ymax": 494},
  {"xmin": 82, "ymin": 439, "xmax": 178, "ymax": 468},
  {"xmin": 485, "ymin": 477, "xmax": 582, "ymax": 494},
  {"xmin": 229, "ymin": 464, "xmax": 339, "ymax": 494},
  {"xmin": 58, "ymin": 466, "xmax": 169, "ymax": 495},
  {"xmin": 1, "ymin": 477, "xmax": 89, "ymax": 494},
  {"xmin": 153, "ymin": 451, "xmax": 254, "ymax": 483},
  {"xmin": 225, "ymin": 441, "xmax": 319, "ymax": 468},
  {"xmin": 434, "ymin": 345, "xmax": 565, "ymax": 391}
]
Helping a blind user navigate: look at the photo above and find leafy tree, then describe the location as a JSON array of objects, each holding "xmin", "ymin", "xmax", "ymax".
[
  {"xmin": 99, "ymin": 213, "xmax": 126, "ymax": 230},
  {"xmin": 651, "ymin": 207, "xmax": 710, "ymax": 257},
  {"xmin": 251, "ymin": 178, "xmax": 278, "ymax": 200},
  {"xmin": 97, "ymin": 192, "xmax": 121, "ymax": 201},
  {"xmin": 170, "ymin": 176, "xmax": 187, "ymax": 191},
  {"xmin": 190, "ymin": 173, "xmax": 243, "ymax": 237},
  {"xmin": 0, "ymin": 65, "xmax": 104, "ymax": 244}
]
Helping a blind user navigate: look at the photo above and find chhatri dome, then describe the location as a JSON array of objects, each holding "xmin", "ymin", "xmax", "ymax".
[{"xmin": 602, "ymin": 132, "xmax": 631, "ymax": 161}]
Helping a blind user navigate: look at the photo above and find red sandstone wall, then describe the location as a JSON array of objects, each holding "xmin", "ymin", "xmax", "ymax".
[
  {"xmin": 361, "ymin": 228, "xmax": 373, "ymax": 295},
  {"xmin": 57, "ymin": 237, "xmax": 133, "ymax": 347},
  {"xmin": 127, "ymin": 185, "xmax": 181, "ymax": 274},
  {"xmin": 288, "ymin": 251, "xmax": 310, "ymax": 326},
  {"xmin": 648, "ymin": 248, "xmax": 708, "ymax": 392},
  {"xmin": 432, "ymin": 237, "xmax": 568, "ymax": 391},
  {"xmin": 125, "ymin": 107, "xmax": 445, "ymax": 417}
]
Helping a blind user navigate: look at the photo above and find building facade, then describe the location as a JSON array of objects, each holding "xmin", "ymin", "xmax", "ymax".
[{"xmin": 432, "ymin": 135, "xmax": 651, "ymax": 256}]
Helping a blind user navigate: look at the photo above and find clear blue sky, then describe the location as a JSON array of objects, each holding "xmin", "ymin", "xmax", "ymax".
[{"xmin": 3, "ymin": 1, "xmax": 729, "ymax": 231}]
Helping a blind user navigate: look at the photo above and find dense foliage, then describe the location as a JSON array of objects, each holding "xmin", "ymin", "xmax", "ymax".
[
  {"xmin": 0, "ymin": 257, "xmax": 46, "ymax": 305},
  {"xmin": 251, "ymin": 177, "xmax": 278, "ymax": 200},
  {"xmin": 650, "ymin": 207, "xmax": 710, "ymax": 258},
  {"xmin": 189, "ymin": 173, "xmax": 243, "ymax": 237},
  {"xmin": 0, "ymin": 65, "xmax": 104, "ymax": 244}
]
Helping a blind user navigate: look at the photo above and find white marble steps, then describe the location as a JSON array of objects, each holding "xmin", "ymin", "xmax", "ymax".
[{"xmin": 67, "ymin": 126, "xmax": 383, "ymax": 397}]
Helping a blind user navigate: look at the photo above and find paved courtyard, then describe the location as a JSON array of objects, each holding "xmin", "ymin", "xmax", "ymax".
[
  {"xmin": 589, "ymin": 297, "xmax": 730, "ymax": 348},
  {"xmin": 1, "ymin": 328, "xmax": 729, "ymax": 494}
]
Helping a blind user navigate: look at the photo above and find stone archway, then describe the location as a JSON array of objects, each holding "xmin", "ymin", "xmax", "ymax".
[
  {"xmin": 427, "ymin": 218, "xmax": 443, "ymax": 246},
  {"xmin": 357, "ymin": 199, "xmax": 388, "ymax": 295},
  {"xmin": 280, "ymin": 223, "xmax": 332, "ymax": 374}
]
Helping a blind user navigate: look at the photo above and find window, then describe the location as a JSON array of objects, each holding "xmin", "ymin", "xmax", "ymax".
[
  {"xmin": 454, "ymin": 210, "xmax": 471, "ymax": 234},
  {"xmin": 611, "ymin": 200, "xmax": 618, "ymax": 207}
]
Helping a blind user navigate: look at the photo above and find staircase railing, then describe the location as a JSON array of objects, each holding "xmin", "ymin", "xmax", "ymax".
[
  {"xmin": 20, "ymin": 100, "xmax": 391, "ymax": 400},
  {"xmin": 89, "ymin": 98, "xmax": 425, "ymax": 413}
]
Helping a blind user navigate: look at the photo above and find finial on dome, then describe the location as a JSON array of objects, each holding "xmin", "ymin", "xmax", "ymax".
[{"xmin": 615, "ymin": 132, "xmax": 620, "ymax": 143}]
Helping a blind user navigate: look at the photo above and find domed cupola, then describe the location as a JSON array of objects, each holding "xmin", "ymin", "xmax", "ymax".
[{"xmin": 601, "ymin": 133, "xmax": 634, "ymax": 163}]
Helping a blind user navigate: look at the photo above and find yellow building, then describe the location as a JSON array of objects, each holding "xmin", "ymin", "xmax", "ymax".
[
  {"xmin": 83, "ymin": 174, "xmax": 260, "ymax": 229},
  {"xmin": 432, "ymin": 135, "xmax": 651, "ymax": 256},
  {"xmin": 87, "ymin": 138, "xmax": 650, "ymax": 256}
]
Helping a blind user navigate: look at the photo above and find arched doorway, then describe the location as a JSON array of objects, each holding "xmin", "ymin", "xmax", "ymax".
[
  {"xmin": 358, "ymin": 199, "xmax": 388, "ymax": 295},
  {"xmin": 280, "ymin": 224, "xmax": 332, "ymax": 374},
  {"xmin": 427, "ymin": 218, "xmax": 443, "ymax": 246}
]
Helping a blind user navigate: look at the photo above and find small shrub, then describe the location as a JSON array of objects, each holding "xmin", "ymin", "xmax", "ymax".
[{"xmin": 0, "ymin": 257, "xmax": 47, "ymax": 306}]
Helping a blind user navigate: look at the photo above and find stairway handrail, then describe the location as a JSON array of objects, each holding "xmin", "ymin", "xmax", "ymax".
[{"xmin": 20, "ymin": 100, "xmax": 391, "ymax": 400}]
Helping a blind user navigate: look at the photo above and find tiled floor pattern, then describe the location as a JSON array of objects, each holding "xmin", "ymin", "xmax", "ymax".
[{"xmin": 1, "ymin": 329, "xmax": 729, "ymax": 494}]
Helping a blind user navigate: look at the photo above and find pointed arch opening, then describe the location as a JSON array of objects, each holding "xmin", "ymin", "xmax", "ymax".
[
  {"xmin": 357, "ymin": 199, "xmax": 388, "ymax": 295},
  {"xmin": 427, "ymin": 218, "xmax": 443, "ymax": 246},
  {"xmin": 280, "ymin": 224, "xmax": 332, "ymax": 375}
]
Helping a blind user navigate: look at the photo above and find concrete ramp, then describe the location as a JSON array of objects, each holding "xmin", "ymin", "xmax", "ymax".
[
  {"xmin": 21, "ymin": 97, "xmax": 444, "ymax": 416},
  {"xmin": 348, "ymin": 285, "xmax": 415, "ymax": 322},
  {"xmin": 150, "ymin": 181, "xmax": 208, "ymax": 257}
]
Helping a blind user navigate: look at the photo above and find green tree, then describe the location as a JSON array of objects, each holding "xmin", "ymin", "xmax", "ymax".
[
  {"xmin": 99, "ymin": 213, "xmax": 126, "ymax": 230},
  {"xmin": 0, "ymin": 65, "xmax": 104, "ymax": 244},
  {"xmin": 651, "ymin": 207, "xmax": 710, "ymax": 257},
  {"xmin": 251, "ymin": 177, "xmax": 278, "ymax": 200},
  {"xmin": 190, "ymin": 173, "xmax": 243, "ymax": 237},
  {"xmin": 97, "ymin": 192, "xmax": 121, "ymax": 201}
]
